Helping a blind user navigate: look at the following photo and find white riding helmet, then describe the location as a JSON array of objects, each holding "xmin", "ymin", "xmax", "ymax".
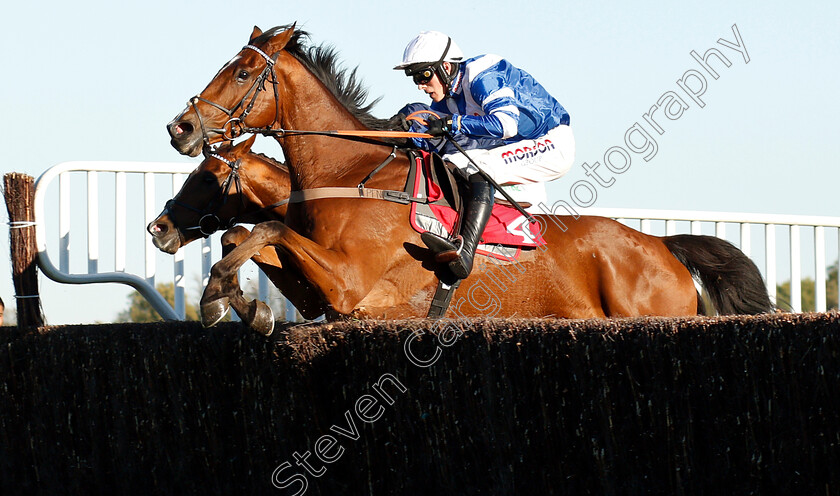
[{"xmin": 394, "ymin": 31, "xmax": 464, "ymax": 70}]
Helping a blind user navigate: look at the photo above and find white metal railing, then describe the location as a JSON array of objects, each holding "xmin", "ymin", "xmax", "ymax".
[
  {"xmin": 32, "ymin": 161, "xmax": 840, "ymax": 319},
  {"xmin": 33, "ymin": 161, "xmax": 284, "ymax": 321},
  {"xmin": 585, "ymin": 208, "xmax": 840, "ymax": 312}
]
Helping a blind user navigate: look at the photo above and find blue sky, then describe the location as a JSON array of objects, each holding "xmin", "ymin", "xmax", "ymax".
[{"xmin": 1, "ymin": 0, "xmax": 838, "ymax": 324}]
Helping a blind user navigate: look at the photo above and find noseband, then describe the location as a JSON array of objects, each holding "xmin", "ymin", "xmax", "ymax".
[{"xmin": 189, "ymin": 44, "xmax": 281, "ymax": 147}]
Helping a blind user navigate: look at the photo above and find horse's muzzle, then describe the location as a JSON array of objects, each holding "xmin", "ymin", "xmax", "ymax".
[
  {"xmin": 147, "ymin": 216, "xmax": 182, "ymax": 254},
  {"xmin": 167, "ymin": 115, "xmax": 204, "ymax": 157},
  {"xmin": 167, "ymin": 119, "xmax": 193, "ymax": 140}
]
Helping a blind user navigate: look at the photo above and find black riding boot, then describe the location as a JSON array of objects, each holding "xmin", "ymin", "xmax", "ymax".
[{"xmin": 421, "ymin": 174, "xmax": 495, "ymax": 279}]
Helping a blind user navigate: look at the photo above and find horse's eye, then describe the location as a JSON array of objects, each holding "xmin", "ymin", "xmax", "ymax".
[{"xmin": 236, "ymin": 70, "xmax": 250, "ymax": 82}]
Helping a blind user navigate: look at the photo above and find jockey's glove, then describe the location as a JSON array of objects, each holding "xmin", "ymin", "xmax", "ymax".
[{"xmin": 426, "ymin": 116, "xmax": 453, "ymax": 137}]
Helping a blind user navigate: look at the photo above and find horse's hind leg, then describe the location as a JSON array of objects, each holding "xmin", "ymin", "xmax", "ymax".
[{"xmin": 201, "ymin": 226, "xmax": 275, "ymax": 335}]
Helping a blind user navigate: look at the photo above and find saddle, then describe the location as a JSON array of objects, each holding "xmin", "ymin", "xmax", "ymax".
[{"xmin": 405, "ymin": 150, "xmax": 546, "ymax": 262}]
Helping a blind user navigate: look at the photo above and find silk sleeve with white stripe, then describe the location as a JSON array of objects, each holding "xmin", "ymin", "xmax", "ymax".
[{"xmin": 457, "ymin": 56, "xmax": 521, "ymax": 139}]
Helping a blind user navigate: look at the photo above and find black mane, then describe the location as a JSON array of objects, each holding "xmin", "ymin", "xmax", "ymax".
[{"xmin": 254, "ymin": 25, "xmax": 396, "ymax": 132}]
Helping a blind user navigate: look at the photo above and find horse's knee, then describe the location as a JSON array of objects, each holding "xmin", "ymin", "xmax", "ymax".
[
  {"xmin": 251, "ymin": 220, "xmax": 286, "ymax": 237},
  {"xmin": 221, "ymin": 226, "xmax": 251, "ymax": 251}
]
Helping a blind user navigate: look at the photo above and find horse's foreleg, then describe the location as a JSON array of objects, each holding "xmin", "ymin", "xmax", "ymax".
[
  {"xmin": 206, "ymin": 221, "xmax": 376, "ymax": 317},
  {"xmin": 216, "ymin": 226, "xmax": 325, "ymax": 322},
  {"xmin": 200, "ymin": 226, "xmax": 275, "ymax": 333}
]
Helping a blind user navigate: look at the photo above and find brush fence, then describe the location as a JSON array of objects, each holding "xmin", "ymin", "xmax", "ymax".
[{"xmin": 1, "ymin": 314, "xmax": 838, "ymax": 495}]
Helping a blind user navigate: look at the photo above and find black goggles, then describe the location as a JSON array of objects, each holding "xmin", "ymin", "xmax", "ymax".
[{"xmin": 407, "ymin": 66, "xmax": 435, "ymax": 85}]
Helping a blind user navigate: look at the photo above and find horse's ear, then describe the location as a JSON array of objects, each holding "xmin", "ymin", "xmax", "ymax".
[
  {"xmin": 249, "ymin": 26, "xmax": 263, "ymax": 43},
  {"xmin": 234, "ymin": 135, "xmax": 258, "ymax": 156},
  {"xmin": 264, "ymin": 24, "xmax": 297, "ymax": 54}
]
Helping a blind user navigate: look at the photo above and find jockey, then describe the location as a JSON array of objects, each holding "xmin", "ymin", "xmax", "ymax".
[{"xmin": 394, "ymin": 30, "xmax": 575, "ymax": 279}]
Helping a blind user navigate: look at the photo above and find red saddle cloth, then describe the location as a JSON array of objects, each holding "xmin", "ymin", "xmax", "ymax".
[{"xmin": 408, "ymin": 151, "xmax": 546, "ymax": 261}]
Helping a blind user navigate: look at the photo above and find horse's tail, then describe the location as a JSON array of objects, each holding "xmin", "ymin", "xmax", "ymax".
[{"xmin": 662, "ymin": 234, "xmax": 774, "ymax": 315}]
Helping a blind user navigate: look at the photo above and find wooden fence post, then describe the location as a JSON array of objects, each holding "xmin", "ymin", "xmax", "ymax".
[{"xmin": 3, "ymin": 173, "xmax": 45, "ymax": 327}]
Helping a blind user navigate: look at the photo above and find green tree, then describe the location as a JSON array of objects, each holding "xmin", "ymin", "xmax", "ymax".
[
  {"xmin": 116, "ymin": 282, "xmax": 201, "ymax": 322},
  {"xmin": 776, "ymin": 262, "xmax": 838, "ymax": 312},
  {"xmin": 0, "ymin": 305, "xmax": 14, "ymax": 326}
]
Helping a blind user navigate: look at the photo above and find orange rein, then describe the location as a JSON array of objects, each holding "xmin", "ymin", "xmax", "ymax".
[
  {"xmin": 327, "ymin": 110, "xmax": 440, "ymax": 139},
  {"xmin": 332, "ymin": 129, "xmax": 431, "ymax": 139},
  {"xmin": 244, "ymin": 110, "xmax": 440, "ymax": 141}
]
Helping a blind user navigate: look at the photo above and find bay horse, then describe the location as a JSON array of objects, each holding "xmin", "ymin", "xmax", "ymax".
[
  {"xmin": 166, "ymin": 24, "xmax": 772, "ymax": 332},
  {"xmin": 148, "ymin": 136, "xmax": 326, "ymax": 328}
]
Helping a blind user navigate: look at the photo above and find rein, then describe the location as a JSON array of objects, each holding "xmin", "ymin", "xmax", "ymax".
[
  {"xmin": 241, "ymin": 111, "xmax": 434, "ymax": 144},
  {"xmin": 242, "ymin": 127, "xmax": 432, "ymax": 147}
]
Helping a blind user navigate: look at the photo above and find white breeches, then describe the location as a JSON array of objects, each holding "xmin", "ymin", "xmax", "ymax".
[{"xmin": 443, "ymin": 125, "xmax": 575, "ymax": 209}]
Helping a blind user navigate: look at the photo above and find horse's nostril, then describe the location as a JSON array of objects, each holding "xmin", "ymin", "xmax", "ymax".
[
  {"xmin": 169, "ymin": 121, "xmax": 194, "ymax": 138},
  {"xmin": 149, "ymin": 222, "xmax": 168, "ymax": 236}
]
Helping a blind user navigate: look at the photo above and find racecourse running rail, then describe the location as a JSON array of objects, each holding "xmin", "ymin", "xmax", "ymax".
[
  {"xmin": 34, "ymin": 161, "xmax": 281, "ymax": 321},
  {"xmin": 33, "ymin": 161, "xmax": 840, "ymax": 320}
]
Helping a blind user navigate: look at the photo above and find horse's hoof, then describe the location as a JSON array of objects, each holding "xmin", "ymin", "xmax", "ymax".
[
  {"xmin": 201, "ymin": 297, "xmax": 230, "ymax": 327},
  {"xmin": 248, "ymin": 300, "xmax": 275, "ymax": 336}
]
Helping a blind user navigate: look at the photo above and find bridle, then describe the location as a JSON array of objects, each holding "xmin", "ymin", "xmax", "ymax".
[
  {"xmin": 162, "ymin": 152, "xmax": 289, "ymax": 237},
  {"xmin": 188, "ymin": 44, "xmax": 281, "ymax": 147},
  {"xmin": 185, "ymin": 43, "xmax": 432, "ymax": 149}
]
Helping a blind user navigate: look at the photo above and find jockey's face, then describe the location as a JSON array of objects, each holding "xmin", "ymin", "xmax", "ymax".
[{"xmin": 416, "ymin": 62, "xmax": 450, "ymax": 103}]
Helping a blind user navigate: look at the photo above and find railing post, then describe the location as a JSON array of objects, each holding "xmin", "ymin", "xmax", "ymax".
[
  {"xmin": 144, "ymin": 172, "xmax": 156, "ymax": 286},
  {"xmin": 172, "ymin": 173, "xmax": 186, "ymax": 320},
  {"xmin": 790, "ymin": 225, "xmax": 801, "ymax": 312},
  {"xmin": 691, "ymin": 220, "xmax": 702, "ymax": 235},
  {"xmin": 765, "ymin": 224, "xmax": 776, "ymax": 306},
  {"xmin": 815, "ymin": 226, "xmax": 826, "ymax": 312},
  {"xmin": 740, "ymin": 223, "xmax": 750, "ymax": 257},
  {"xmin": 259, "ymin": 270, "xmax": 270, "ymax": 303},
  {"xmin": 115, "ymin": 172, "xmax": 127, "ymax": 272},
  {"xmin": 87, "ymin": 172, "xmax": 99, "ymax": 274},
  {"xmin": 59, "ymin": 172, "xmax": 70, "ymax": 273},
  {"xmin": 715, "ymin": 221, "xmax": 726, "ymax": 240},
  {"xmin": 201, "ymin": 237, "xmax": 212, "ymax": 288}
]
